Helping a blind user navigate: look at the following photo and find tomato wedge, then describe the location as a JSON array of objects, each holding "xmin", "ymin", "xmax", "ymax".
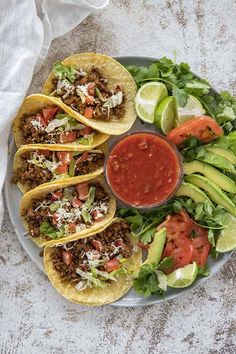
[
  {"xmin": 36, "ymin": 113, "xmax": 47, "ymax": 127},
  {"xmin": 43, "ymin": 107, "xmax": 58, "ymax": 122},
  {"xmin": 191, "ymin": 222, "xmax": 211, "ymax": 267},
  {"xmin": 104, "ymin": 258, "xmax": 121, "ymax": 273},
  {"xmin": 162, "ymin": 238, "xmax": 194, "ymax": 272},
  {"xmin": 56, "ymin": 151, "xmax": 73, "ymax": 165},
  {"xmin": 60, "ymin": 132, "xmax": 77, "ymax": 143},
  {"xmin": 167, "ymin": 116, "xmax": 223, "ymax": 145}
]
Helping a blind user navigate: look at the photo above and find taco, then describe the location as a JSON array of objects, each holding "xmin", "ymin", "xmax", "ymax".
[
  {"xmin": 13, "ymin": 94, "xmax": 109, "ymax": 150},
  {"xmin": 12, "ymin": 144, "xmax": 107, "ymax": 194},
  {"xmin": 44, "ymin": 218, "xmax": 142, "ymax": 306},
  {"xmin": 42, "ymin": 53, "xmax": 137, "ymax": 135},
  {"xmin": 20, "ymin": 175, "xmax": 116, "ymax": 247}
]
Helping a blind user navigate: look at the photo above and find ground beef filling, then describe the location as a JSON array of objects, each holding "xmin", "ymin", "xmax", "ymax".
[
  {"xmin": 12, "ymin": 151, "xmax": 105, "ymax": 189},
  {"xmin": 51, "ymin": 220, "xmax": 132, "ymax": 282},
  {"xmin": 20, "ymin": 110, "xmax": 95, "ymax": 145},
  {"xmin": 51, "ymin": 67, "xmax": 125, "ymax": 122},
  {"xmin": 23, "ymin": 182, "xmax": 110, "ymax": 239}
]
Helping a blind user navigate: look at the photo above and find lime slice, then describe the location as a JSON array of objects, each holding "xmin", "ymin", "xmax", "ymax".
[
  {"xmin": 155, "ymin": 96, "xmax": 177, "ymax": 134},
  {"xmin": 176, "ymin": 95, "xmax": 205, "ymax": 126},
  {"xmin": 167, "ymin": 262, "xmax": 198, "ymax": 288},
  {"xmin": 216, "ymin": 213, "xmax": 236, "ymax": 253},
  {"xmin": 135, "ymin": 82, "xmax": 168, "ymax": 123}
]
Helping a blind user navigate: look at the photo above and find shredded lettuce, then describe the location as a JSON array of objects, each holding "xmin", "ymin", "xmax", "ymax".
[
  {"xmin": 75, "ymin": 268, "xmax": 103, "ymax": 288},
  {"xmin": 77, "ymin": 135, "xmax": 94, "ymax": 145},
  {"xmin": 40, "ymin": 221, "xmax": 64, "ymax": 239},
  {"xmin": 53, "ymin": 61, "xmax": 78, "ymax": 82}
]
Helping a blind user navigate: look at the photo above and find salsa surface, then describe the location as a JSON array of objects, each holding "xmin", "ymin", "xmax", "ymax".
[{"xmin": 106, "ymin": 132, "xmax": 182, "ymax": 207}]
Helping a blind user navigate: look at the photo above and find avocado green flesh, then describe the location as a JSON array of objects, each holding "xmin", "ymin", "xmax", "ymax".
[
  {"xmin": 206, "ymin": 146, "xmax": 236, "ymax": 164},
  {"xmin": 196, "ymin": 150, "xmax": 235, "ymax": 173},
  {"xmin": 176, "ymin": 182, "xmax": 209, "ymax": 203},
  {"xmin": 185, "ymin": 174, "xmax": 236, "ymax": 215},
  {"xmin": 144, "ymin": 227, "xmax": 166, "ymax": 266},
  {"xmin": 184, "ymin": 161, "xmax": 236, "ymax": 193}
]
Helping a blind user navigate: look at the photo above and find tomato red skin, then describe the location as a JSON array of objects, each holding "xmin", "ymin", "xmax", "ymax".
[
  {"xmin": 37, "ymin": 149, "xmax": 52, "ymax": 157},
  {"xmin": 115, "ymin": 239, "xmax": 128, "ymax": 251},
  {"xmin": 55, "ymin": 163, "xmax": 68, "ymax": 174},
  {"xmin": 51, "ymin": 190, "xmax": 63, "ymax": 200},
  {"xmin": 104, "ymin": 258, "xmax": 121, "ymax": 273},
  {"xmin": 72, "ymin": 197, "xmax": 82, "ymax": 208},
  {"xmin": 42, "ymin": 107, "xmax": 58, "ymax": 122},
  {"xmin": 76, "ymin": 182, "xmax": 89, "ymax": 200},
  {"xmin": 86, "ymin": 95, "xmax": 95, "ymax": 105},
  {"xmin": 62, "ymin": 251, "xmax": 72, "ymax": 265},
  {"xmin": 92, "ymin": 240, "xmax": 103, "ymax": 252},
  {"xmin": 80, "ymin": 126, "xmax": 93, "ymax": 136},
  {"xmin": 36, "ymin": 113, "xmax": 47, "ymax": 127},
  {"xmin": 191, "ymin": 223, "xmax": 211, "ymax": 267},
  {"xmin": 92, "ymin": 210, "xmax": 103, "ymax": 222},
  {"xmin": 56, "ymin": 151, "xmax": 73, "ymax": 165},
  {"xmin": 84, "ymin": 107, "xmax": 93, "ymax": 119},
  {"xmin": 52, "ymin": 212, "xmax": 59, "ymax": 226},
  {"xmin": 87, "ymin": 83, "xmax": 95, "ymax": 96},
  {"xmin": 68, "ymin": 223, "xmax": 76, "ymax": 233},
  {"xmin": 60, "ymin": 132, "xmax": 77, "ymax": 143},
  {"xmin": 167, "ymin": 116, "xmax": 223, "ymax": 145}
]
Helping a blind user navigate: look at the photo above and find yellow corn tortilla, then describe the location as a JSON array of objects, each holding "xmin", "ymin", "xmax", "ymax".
[
  {"xmin": 13, "ymin": 143, "xmax": 108, "ymax": 194},
  {"xmin": 20, "ymin": 175, "xmax": 116, "ymax": 247},
  {"xmin": 42, "ymin": 52, "xmax": 137, "ymax": 135},
  {"xmin": 44, "ymin": 217, "xmax": 142, "ymax": 306},
  {"xmin": 13, "ymin": 94, "xmax": 109, "ymax": 150}
]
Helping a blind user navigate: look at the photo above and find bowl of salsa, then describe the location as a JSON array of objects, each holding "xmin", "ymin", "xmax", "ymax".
[{"xmin": 105, "ymin": 131, "xmax": 183, "ymax": 209}]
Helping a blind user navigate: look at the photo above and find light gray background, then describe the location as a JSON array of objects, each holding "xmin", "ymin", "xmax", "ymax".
[{"xmin": 1, "ymin": 1, "xmax": 236, "ymax": 353}]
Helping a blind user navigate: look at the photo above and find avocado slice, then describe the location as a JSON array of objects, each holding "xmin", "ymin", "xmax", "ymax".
[
  {"xmin": 196, "ymin": 150, "xmax": 235, "ymax": 173},
  {"xmin": 185, "ymin": 174, "xmax": 236, "ymax": 215},
  {"xmin": 144, "ymin": 227, "xmax": 166, "ymax": 266},
  {"xmin": 184, "ymin": 161, "xmax": 236, "ymax": 193},
  {"xmin": 176, "ymin": 182, "xmax": 210, "ymax": 203},
  {"xmin": 206, "ymin": 146, "xmax": 236, "ymax": 164}
]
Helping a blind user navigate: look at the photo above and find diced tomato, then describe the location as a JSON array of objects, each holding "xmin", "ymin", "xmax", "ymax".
[
  {"xmin": 52, "ymin": 212, "xmax": 59, "ymax": 226},
  {"xmin": 72, "ymin": 197, "xmax": 82, "ymax": 208},
  {"xmin": 80, "ymin": 126, "xmax": 93, "ymax": 136},
  {"xmin": 76, "ymin": 182, "xmax": 89, "ymax": 200},
  {"xmin": 68, "ymin": 223, "xmax": 76, "ymax": 233},
  {"xmin": 167, "ymin": 116, "xmax": 223, "ymax": 146},
  {"xmin": 37, "ymin": 149, "xmax": 52, "ymax": 157},
  {"xmin": 60, "ymin": 131, "xmax": 77, "ymax": 143},
  {"xmin": 42, "ymin": 107, "xmax": 58, "ymax": 122},
  {"xmin": 36, "ymin": 113, "xmax": 47, "ymax": 127},
  {"xmin": 104, "ymin": 258, "xmax": 121, "ymax": 273},
  {"xmin": 84, "ymin": 107, "xmax": 94, "ymax": 119},
  {"xmin": 85, "ymin": 95, "xmax": 95, "ymax": 105},
  {"xmin": 55, "ymin": 163, "xmax": 68, "ymax": 174},
  {"xmin": 138, "ymin": 242, "xmax": 150, "ymax": 251},
  {"xmin": 62, "ymin": 251, "xmax": 72, "ymax": 265},
  {"xmin": 87, "ymin": 82, "xmax": 95, "ymax": 96},
  {"xmin": 91, "ymin": 210, "xmax": 103, "ymax": 222},
  {"xmin": 51, "ymin": 190, "xmax": 63, "ymax": 200},
  {"xmin": 56, "ymin": 151, "xmax": 73, "ymax": 165},
  {"xmin": 92, "ymin": 239, "xmax": 103, "ymax": 252}
]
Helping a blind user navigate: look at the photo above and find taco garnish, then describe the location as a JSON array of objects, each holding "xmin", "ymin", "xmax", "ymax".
[
  {"xmin": 20, "ymin": 176, "xmax": 116, "ymax": 247},
  {"xmin": 13, "ymin": 94, "xmax": 109, "ymax": 150},
  {"xmin": 44, "ymin": 218, "xmax": 142, "ymax": 305},
  {"xmin": 43, "ymin": 53, "xmax": 137, "ymax": 135},
  {"xmin": 12, "ymin": 145, "xmax": 106, "ymax": 193}
]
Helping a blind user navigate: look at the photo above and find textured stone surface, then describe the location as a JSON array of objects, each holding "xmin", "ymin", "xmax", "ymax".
[{"xmin": 1, "ymin": 1, "xmax": 236, "ymax": 353}]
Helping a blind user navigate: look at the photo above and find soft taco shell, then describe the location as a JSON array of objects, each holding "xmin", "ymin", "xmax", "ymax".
[
  {"xmin": 13, "ymin": 143, "xmax": 108, "ymax": 194},
  {"xmin": 13, "ymin": 94, "xmax": 109, "ymax": 150},
  {"xmin": 44, "ymin": 217, "xmax": 142, "ymax": 306},
  {"xmin": 42, "ymin": 53, "xmax": 137, "ymax": 135},
  {"xmin": 20, "ymin": 175, "xmax": 116, "ymax": 247}
]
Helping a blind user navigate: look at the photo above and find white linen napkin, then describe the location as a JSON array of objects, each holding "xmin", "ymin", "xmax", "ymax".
[{"xmin": 0, "ymin": 0, "xmax": 109, "ymax": 227}]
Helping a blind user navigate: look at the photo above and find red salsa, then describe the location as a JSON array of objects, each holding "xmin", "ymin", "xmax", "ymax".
[{"xmin": 106, "ymin": 132, "xmax": 182, "ymax": 207}]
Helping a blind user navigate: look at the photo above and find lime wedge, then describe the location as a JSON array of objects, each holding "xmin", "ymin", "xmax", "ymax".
[
  {"xmin": 176, "ymin": 95, "xmax": 205, "ymax": 126},
  {"xmin": 167, "ymin": 262, "xmax": 198, "ymax": 288},
  {"xmin": 155, "ymin": 96, "xmax": 177, "ymax": 134},
  {"xmin": 135, "ymin": 82, "xmax": 168, "ymax": 123},
  {"xmin": 216, "ymin": 213, "xmax": 236, "ymax": 253}
]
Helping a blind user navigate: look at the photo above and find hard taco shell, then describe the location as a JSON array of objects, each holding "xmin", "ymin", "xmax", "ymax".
[
  {"xmin": 42, "ymin": 52, "xmax": 137, "ymax": 135},
  {"xmin": 20, "ymin": 175, "xmax": 116, "ymax": 247},
  {"xmin": 13, "ymin": 94, "xmax": 109, "ymax": 150},
  {"xmin": 44, "ymin": 217, "xmax": 142, "ymax": 306}
]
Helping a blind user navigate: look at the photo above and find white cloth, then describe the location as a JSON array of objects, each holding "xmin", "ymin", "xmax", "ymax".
[{"xmin": 0, "ymin": 0, "xmax": 109, "ymax": 227}]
